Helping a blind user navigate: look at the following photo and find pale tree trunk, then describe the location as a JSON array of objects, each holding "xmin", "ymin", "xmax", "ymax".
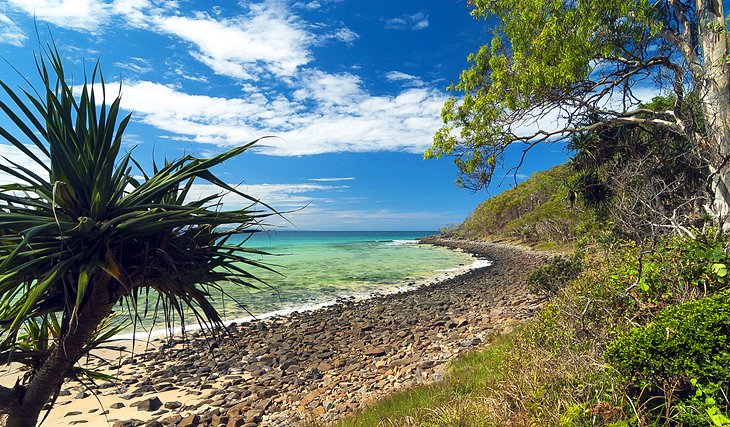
[
  {"xmin": 696, "ymin": 0, "xmax": 730, "ymax": 222},
  {"xmin": 1, "ymin": 278, "xmax": 116, "ymax": 427}
]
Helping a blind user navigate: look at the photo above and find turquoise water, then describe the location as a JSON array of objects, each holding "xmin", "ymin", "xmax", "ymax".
[{"xmin": 119, "ymin": 231, "xmax": 474, "ymax": 335}]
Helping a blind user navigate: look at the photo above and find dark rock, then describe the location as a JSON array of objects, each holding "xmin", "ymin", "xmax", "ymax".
[
  {"xmin": 260, "ymin": 388, "xmax": 277, "ymax": 399},
  {"xmin": 305, "ymin": 368, "xmax": 323, "ymax": 380},
  {"xmin": 134, "ymin": 396, "xmax": 163, "ymax": 412},
  {"xmin": 112, "ymin": 420, "xmax": 144, "ymax": 427},
  {"xmin": 244, "ymin": 409, "xmax": 263, "ymax": 423},
  {"xmin": 226, "ymin": 417, "xmax": 245, "ymax": 427},
  {"xmin": 178, "ymin": 414, "xmax": 200, "ymax": 427},
  {"xmin": 163, "ymin": 401, "xmax": 182, "ymax": 409},
  {"xmin": 160, "ymin": 414, "xmax": 182, "ymax": 426}
]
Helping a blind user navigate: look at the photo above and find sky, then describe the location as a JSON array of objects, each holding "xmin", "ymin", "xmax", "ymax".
[{"xmin": 0, "ymin": 0, "xmax": 570, "ymax": 231}]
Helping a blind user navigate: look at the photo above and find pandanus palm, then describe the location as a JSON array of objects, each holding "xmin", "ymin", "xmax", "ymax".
[{"xmin": 0, "ymin": 45, "xmax": 275, "ymax": 426}]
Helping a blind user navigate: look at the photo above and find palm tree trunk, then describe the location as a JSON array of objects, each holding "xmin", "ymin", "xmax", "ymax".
[{"xmin": 3, "ymin": 278, "xmax": 116, "ymax": 427}]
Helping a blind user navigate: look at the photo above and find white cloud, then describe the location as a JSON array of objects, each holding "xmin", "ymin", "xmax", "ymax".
[
  {"xmin": 297, "ymin": 70, "xmax": 363, "ymax": 106},
  {"xmin": 386, "ymin": 71, "xmax": 416, "ymax": 82},
  {"xmin": 384, "ymin": 11, "xmax": 429, "ymax": 31},
  {"xmin": 7, "ymin": 0, "xmax": 113, "ymax": 32},
  {"xmin": 326, "ymin": 26, "xmax": 358, "ymax": 44},
  {"xmin": 0, "ymin": 13, "xmax": 27, "ymax": 46},
  {"xmin": 152, "ymin": 3, "xmax": 312, "ymax": 79},
  {"xmin": 294, "ymin": 1, "xmax": 321, "ymax": 10},
  {"xmin": 184, "ymin": 182, "xmax": 342, "ymax": 211},
  {"xmin": 111, "ymin": 0, "xmax": 153, "ymax": 28},
  {"xmin": 385, "ymin": 71, "xmax": 423, "ymax": 87},
  {"xmin": 308, "ymin": 177, "xmax": 355, "ymax": 182},
  {"xmin": 5, "ymin": 1, "xmax": 325, "ymax": 81},
  {"xmin": 116, "ymin": 77, "xmax": 448, "ymax": 156},
  {"xmin": 0, "ymin": 143, "xmax": 50, "ymax": 186},
  {"xmin": 113, "ymin": 57, "xmax": 153, "ymax": 74},
  {"xmin": 6, "ymin": 1, "xmax": 447, "ymax": 158},
  {"xmin": 5, "ymin": 0, "xmax": 178, "ymax": 32}
]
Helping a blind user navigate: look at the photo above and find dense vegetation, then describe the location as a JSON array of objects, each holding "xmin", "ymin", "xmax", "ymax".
[
  {"xmin": 345, "ymin": 97, "xmax": 730, "ymax": 425},
  {"xmin": 345, "ymin": 183, "xmax": 730, "ymax": 426},
  {"xmin": 451, "ymin": 163, "xmax": 593, "ymax": 247}
]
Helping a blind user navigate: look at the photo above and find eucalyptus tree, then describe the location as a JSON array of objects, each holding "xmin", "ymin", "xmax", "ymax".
[
  {"xmin": 0, "ymin": 46, "xmax": 275, "ymax": 426},
  {"xmin": 427, "ymin": 0, "xmax": 729, "ymax": 222}
]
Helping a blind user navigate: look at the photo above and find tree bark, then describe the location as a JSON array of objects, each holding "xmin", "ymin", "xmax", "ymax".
[
  {"xmin": 696, "ymin": 0, "xmax": 730, "ymax": 221},
  {"xmin": 2, "ymin": 278, "xmax": 116, "ymax": 427}
]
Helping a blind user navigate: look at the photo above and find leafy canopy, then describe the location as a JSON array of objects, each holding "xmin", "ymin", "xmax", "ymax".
[{"xmin": 426, "ymin": 0, "xmax": 701, "ymax": 189}]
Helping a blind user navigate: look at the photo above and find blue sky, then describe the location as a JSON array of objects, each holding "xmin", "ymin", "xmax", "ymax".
[{"xmin": 0, "ymin": 0, "xmax": 569, "ymax": 230}]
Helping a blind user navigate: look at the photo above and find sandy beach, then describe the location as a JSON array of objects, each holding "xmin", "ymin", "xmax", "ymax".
[{"xmin": 31, "ymin": 239, "xmax": 550, "ymax": 427}]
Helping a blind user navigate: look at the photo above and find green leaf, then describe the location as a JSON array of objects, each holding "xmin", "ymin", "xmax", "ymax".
[{"xmin": 711, "ymin": 263, "xmax": 727, "ymax": 277}]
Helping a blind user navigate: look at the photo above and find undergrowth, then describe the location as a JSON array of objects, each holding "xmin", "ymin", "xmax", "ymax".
[{"xmin": 339, "ymin": 230, "xmax": 730, "ymax": 426}]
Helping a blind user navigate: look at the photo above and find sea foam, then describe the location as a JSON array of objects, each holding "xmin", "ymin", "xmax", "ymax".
[{"xmin": 384, "ymin": 239, "xmax": 420, "ymax": 246}]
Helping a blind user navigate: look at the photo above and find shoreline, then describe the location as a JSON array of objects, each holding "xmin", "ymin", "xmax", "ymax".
[
  {"xmin": 106, "ymin": 242, "xmax": 479, "ymax": 345},
  {"xmin": 42, "ymin": 238, "xmax": 551, "ymax": 427}
]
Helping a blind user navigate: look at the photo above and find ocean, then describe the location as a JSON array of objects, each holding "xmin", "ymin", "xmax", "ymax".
[{"xmin": 118, "ymin": 231, "xmax": 476, "ymax": 337}]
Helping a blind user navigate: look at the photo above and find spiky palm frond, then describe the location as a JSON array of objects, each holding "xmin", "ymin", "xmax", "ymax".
[{"xmin": 0, "ymin": 42, "xmax": 276, "ymax": 381}]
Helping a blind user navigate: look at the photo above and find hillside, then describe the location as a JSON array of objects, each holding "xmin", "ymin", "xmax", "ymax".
[
  {"xmin": 344, "ymin": 161, "xmax": 730, "ymax": 426},
  {"xmin": 454, "ymin": 164, "xmax": 593, "ymax": 247}
]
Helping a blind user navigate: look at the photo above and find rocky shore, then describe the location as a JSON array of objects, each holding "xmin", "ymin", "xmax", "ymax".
[{"xmin": 47, "ymin": 239, "xmax": 551, "ymax": 427}]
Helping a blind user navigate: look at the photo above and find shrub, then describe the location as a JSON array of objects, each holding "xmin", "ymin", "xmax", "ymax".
[
  {"xmin": 527, "ymin": 252, "xmax": 584, "ymax": 295},
  {"xmin": 604, "ymin": 290, "xmax": 730, "ymax": 425}
]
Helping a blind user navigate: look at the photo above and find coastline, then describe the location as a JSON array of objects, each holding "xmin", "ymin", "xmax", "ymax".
[{"xmin": 43, "ymin": 238, "xmax": 551, "ymax": 427}]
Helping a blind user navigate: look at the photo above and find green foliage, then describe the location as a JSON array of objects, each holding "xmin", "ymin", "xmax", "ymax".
[
  {"xmin": 567, "ymin": 96, "xmax": 708, "ymax": 239},
  {"xmin": 424, "ymin": 0, "xmax": 730, "ymax": 230},
  {"xmin": 438, "ymin": 223, "xmax": 461, "ymax": 236},
  {"xmin": 8, "ymin": 314, "xmax": 127, "ymax": 383},
  {"xmin": 338, "ymin": 228, "xmax": 730, "ymax": 427},
  {"xmin": 426, "ymin": 0, "xmax": 665, "ymax": 189},
  {"xmin": 455, "ymin": 163, "xmax": 596, "ymax": 245},
  {"xmin": 605, "ymin": 291, "xmax": 730, "ymax": 425},
  {"xmin": 675, "ymin": 381, "xmax": 730, "ymax": 427},
  {"xmin": 0, "ymin": 42, "xmax": 276, "ymax": 417},
  {"xmin": 527, "ymin": 252, "xmax": 584, "ymax": 295},
  {"xmin": 630, "ymin": 232, "xmax": 730, "ymax": 300},
  {"xmin": 605, "ymin": 290, "xmax": 730, "ymax": 386}
]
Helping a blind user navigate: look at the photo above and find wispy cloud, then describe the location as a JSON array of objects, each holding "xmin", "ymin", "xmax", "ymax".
[
  {"xmin": 185, "ymin": 182, "xmax": 344, "ymax": 210},
  {"xmin": 383, "ymin": 11, "xmax": 429, "ymax": 31},
  {"xmin": 308, "ymin": 177, "xmax": 355, "ymax": 182},
  {"xmin": 0, "ymin": 143, "xmax": 449, "ymax": 230},
  {"xmin": 293, "ymin": 1, "xmax": 321, "ymax": 10},
  {"xmin": 322, "ymin": 26, "xmax": 359, "ymax": 44},
  {"xmin": 385, "ymin": 71, "xmax": 424, "ymax": 87},
  {"xmin": 0, "ymin": 13, "xmax": 26, "ymax": 46},
  {"xmin": 113, "ymin": 57, "xmax": 153, "ymax": 75}
]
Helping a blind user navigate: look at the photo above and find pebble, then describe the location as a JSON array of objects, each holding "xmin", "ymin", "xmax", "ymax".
[{"xmin": 57, "ymin": 239, "xmax": 549, "ymax": 427}]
